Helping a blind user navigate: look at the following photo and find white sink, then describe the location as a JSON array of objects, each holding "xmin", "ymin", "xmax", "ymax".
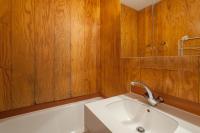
[
  {"xmin": 106, "ymin": 99, "xmax": 178, "ymax": 133},
  {"xmin": 85, "ymin": 95, "xmax": 200, "ymax": 133}
]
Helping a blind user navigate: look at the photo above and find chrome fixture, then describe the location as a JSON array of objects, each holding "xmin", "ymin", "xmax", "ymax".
[
  {"xmin": 178, "ymin": 35, "xmax": 200, "ymax": 56},
  {"xmin": 136, "ymin": 126, "xmax": 145, "ymax": 133},
  {"xmin": 130, "ymin": 81, "xmax": 163, "ymax": 106}
]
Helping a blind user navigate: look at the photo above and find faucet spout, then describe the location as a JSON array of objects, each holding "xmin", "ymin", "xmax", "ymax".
[{"xmin": 130, "ymin": 81, "xmax": 160, "ymax": 106}]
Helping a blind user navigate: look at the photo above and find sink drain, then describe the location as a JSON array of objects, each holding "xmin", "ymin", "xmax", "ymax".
[{"xmin": 136, "ymin": 126, "xmax": 145, "ymax": 133}]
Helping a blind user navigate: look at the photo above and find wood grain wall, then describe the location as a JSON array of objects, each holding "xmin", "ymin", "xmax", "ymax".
[
  {"xmin": 121, "ymin": 4, "xmax": 138, "ymax": 57},
  {"xmin": 0, "ymin": 0, "xmax": 12, "ymax": 111},
  {"xmin": 137, "ymin": 6, "xmax": 154, "ymax": 57},
  {"xmin": 0, "ymin": 0, "xmax": 100, "ymax": 112},
  {"xmin": 1, "ymin": 0, "xmax": 200, "ymax": 117},
  {"xmin": 99, "ymin": 0, "xmax": 200, "ymax": 115},
  {"xmin": 100, "ymin": 0, "xmax": 123, "ymax": 97},
  {"xmin": 138, "ymin": 0, "xmax": 200, "ymax": 56},
  {"xmin": 120, "ymin": 56, "xmax": 200, "ymax": 115},
  {"xmin": 120, "ymin": 0, "xmax": 200, "ymax": 111},
  {"xmin": 102, "ymin": 0, "xmax": 200, "ymax": 115}
]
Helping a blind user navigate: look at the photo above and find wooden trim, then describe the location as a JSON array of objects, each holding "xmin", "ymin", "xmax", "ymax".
[{"xmin": 0, "ymin": 93, "xmax": 102, "ymax": 119}]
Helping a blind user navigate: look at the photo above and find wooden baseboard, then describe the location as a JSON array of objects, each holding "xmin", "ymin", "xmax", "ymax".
[{"xmin": 0, "ymin": 93, "xmax": 102, "ymax": 119}]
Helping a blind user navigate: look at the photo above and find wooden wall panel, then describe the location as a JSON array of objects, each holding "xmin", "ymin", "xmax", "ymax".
[
  {"xmin": 120, "ymin": 56, "xmax": 200, "ymax": 110},
  {"xmin": 35, "ymin": 0, "xmax": 55, "ymax": 104},
  {"xmin": 120, "ymin": 58, "xmax": 140, "ymax": 92},
  {"xmin": 121, "ymin": 5, "xmax": 138, "ymax": 57},
  {"xmin": 71, "ymin": 0, "xmax": 100, "ymax": 97},
  {"xmin": 0, "ymin": 0, "xmax": 11, "ymax": 68},
  {"xmin": 11, "ymin": 0, "xmax": 35, "ymax": 108},
  {"xmin": 138, "ymin": 0, "xmax": 200, "ymax": 56},
  {"xmin": 154, "ymin": 0, "xmax": 188, "ymax": 56},
  {"xmin": 100, "ymin": 0, "xmax": 121, "ymax": 97},
  {"xmin": 179, "ymin": 70, "xmax": 199, "ymax": 103},
  {"xmin": 0, "ymin": 68, "xmax": 11, "ymax": 111},
  {"xmin": 0, "ymin": 0, "xmax": 11, "ymax": 111},
  {"xmin": 71, "ymin": 0, "xmax": 87, "ymax": 96},
  {"xmin": 162, "ymin": 70, "xmax": 180, "ymax": 97},
  {"xmin": 0, "ymin": 0, "xmax": 101, "ymax": 113},
  {"xmin": 137, "ymin": 6, "xmax": 153, "ymax": 57},
  {"xmin": 140, "ymin": 57, "xmax": 163, "ymax": 93},
  {"xmin": 140, "ymin": 68, "xmax": 163, "ymax": 92},
  {"xmin": 178, "ymin": 56, "xmax": 199, "ymax": 103},
  {"xmin": 154, "ymin": 0, "xmax": 169, "ymax": 56},
  {"xmin": 84, "ymin": 0, "xmax": 100, "ymax": 94},
  {"xmin": 54, "ymin": 0, "xmax": 71, "ymax": 100}
]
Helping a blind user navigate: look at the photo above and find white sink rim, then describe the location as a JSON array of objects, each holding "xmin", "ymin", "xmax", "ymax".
[{"xmin": 85, "ymin": 94, "xmax": 200, "ymax": 133}]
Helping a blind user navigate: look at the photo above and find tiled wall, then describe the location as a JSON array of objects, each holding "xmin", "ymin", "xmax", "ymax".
[{"xmin": 120, "ymin": 56, "xmax": 200, "ymax": 104}]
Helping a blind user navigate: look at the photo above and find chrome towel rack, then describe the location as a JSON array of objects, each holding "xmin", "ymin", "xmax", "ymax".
[{"xmin": 178, "ymin": 35, "xmax": 200, "ymax": 56}]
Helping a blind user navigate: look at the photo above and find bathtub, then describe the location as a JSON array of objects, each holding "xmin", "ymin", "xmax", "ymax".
[{"xmin": 0, "ymin": 97, "xmax": 102, "ymax": 133}]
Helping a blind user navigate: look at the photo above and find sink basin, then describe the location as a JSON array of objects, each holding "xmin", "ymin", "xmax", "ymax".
[
  {"xmin": 106, "ymin": 99, "xmax": 178, "ymax": 133},
  {"xmin": 85, "ymin": 95, "xmax": 200, "ymax": 133}
]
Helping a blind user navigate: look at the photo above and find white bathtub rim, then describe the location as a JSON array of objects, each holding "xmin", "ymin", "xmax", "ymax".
[{"xmin": 0, "ymin": 97, "xmax": 102, "ymax": 122}]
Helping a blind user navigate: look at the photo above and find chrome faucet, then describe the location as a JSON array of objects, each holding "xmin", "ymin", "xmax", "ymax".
[{"xmin": 130, "ymin": 81, "xmax": 163, "ymax": 106}]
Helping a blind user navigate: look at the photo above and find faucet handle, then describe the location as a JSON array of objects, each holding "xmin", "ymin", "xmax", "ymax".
[{"xmin": 156, "ymin": 96, "xmax": 164, "ymax": 103}]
